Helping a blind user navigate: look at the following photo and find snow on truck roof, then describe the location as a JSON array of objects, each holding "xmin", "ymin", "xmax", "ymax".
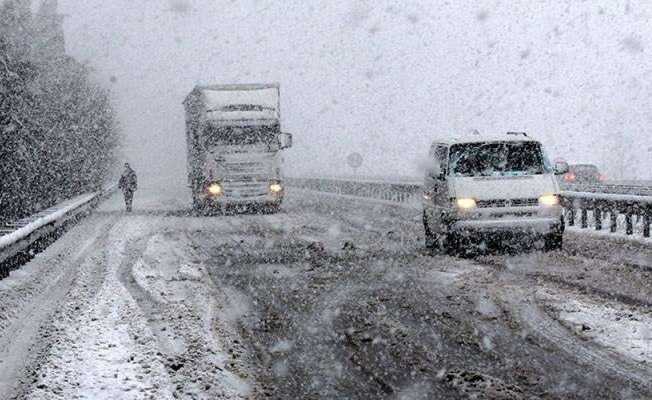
[
  {"xmin": 430, "ymin": 132, "xmax": 539, "ymax": 145},
  {"xmin": 185, "ymin": 83, "xmax": 280, "ymax": 121},
  {"xmin": 190, "ymin": 83, "xmax": 279, "ymax": 92}
]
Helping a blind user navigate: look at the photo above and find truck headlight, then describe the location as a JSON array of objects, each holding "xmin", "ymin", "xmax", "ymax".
[
  {"xmin": 269, "ymin": 183, "xmax": 283, "ymax": 193},
  {"xmin": 455, "ymin": 198, "xmax": 477, "ymax": 209},
  {"xmin": 538, "ymin": 194, "xmax": 559, "ymax": 206},
  {"xmin": 207, "ymin": 183, "xmax": 222, "ymax": 195}
]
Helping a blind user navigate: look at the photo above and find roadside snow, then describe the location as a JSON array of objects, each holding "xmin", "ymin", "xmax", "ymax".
[
  {"xmin": 291, "ymin": 187, "xmax": 421, "ymax": 210},
  {"xmin": 538, "ymin": 289, "xmax": 652, "ymax": 364},
  {"xmin": 566, "ymin": 224, "xmax": 652, "ymax": 245}
]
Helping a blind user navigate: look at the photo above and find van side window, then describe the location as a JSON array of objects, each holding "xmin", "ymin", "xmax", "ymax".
[{"xmin": 433, "ymin": 145, "xmax": 448, "ymax": 175}]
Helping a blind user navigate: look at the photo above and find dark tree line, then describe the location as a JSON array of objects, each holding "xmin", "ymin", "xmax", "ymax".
[{"xmin": 0, "ymin": 0, "xmax": 119, "ymax": 223}]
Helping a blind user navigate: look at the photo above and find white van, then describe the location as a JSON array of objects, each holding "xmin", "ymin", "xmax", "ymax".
[{"xmin": 422, "ymin": 133, "xmax": 568, "ymax": 253}]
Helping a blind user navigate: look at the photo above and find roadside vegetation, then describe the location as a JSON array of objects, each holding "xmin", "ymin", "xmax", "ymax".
[{"xmin": 0, "ymin": 0, "xmax": 119, "ymax": 223}]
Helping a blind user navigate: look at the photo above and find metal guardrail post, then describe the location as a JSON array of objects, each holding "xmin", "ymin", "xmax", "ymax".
[
  {"xmin": 567, "ymin": 207, "xmax": 575, "ymax": 226},
  {"xmin": 610, "ymin": 210, "xmax": 617, "ymax": 233},
  {"xmin": 562, "ymin": 191, "xmax": 651, "ymax": 238},
  {"xmin": 625, "ymin": 212, "xmax": 633, "ymax": 235}
]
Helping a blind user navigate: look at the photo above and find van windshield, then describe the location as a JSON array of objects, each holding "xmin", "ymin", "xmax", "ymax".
[{"xmin": 449, "ymin": 141, "xmax": 549, "ymax": 177}]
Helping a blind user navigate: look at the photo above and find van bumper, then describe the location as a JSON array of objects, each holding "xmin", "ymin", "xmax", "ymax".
[
  {"xmin": 208, "ymin": 194, "xmax": 282, "ymax": 205},
  {"xmin": 451, "ymin": 217, "xmax": 562, "ymax": 235}
]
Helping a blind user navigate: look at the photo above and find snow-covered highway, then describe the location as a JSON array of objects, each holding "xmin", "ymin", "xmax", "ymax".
[{"xmin": 0, "ymin": 187, "xmax": 650, "ymax": 399}]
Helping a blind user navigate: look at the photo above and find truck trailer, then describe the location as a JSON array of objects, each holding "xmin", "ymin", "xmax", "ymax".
[{"xmin": 183, "ymin": 84, "xmax": 292, "ymax": 213}]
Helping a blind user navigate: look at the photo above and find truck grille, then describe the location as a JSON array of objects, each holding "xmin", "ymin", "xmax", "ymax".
[
  {"xmin": 223, "ymin": 182, "xmax": 268, "ymax": 198},
  {"xmin": 218, "ymin": 159, "xmax": 273, "ymax": 199},
  {"xmin": 223, "ymin": 161, "xmax": 268, "ymax": 175}
]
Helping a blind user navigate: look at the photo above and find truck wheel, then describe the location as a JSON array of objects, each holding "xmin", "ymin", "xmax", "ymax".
[
  {"xmin": 544, "ymin": 232, "xmax": 563, "ymax": 251},
  {"xmin": 192, "ymin": 197, "xmax": 200, "ymax": 211},
  {"xmin": 192, "ymin": 197, "xmax": 207, "ymax": 215}
]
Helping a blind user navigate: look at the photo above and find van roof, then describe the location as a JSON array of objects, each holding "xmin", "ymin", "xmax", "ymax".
[{"xmin": 430, "ymin": 133, "xmax": 538, "ymax": 146}]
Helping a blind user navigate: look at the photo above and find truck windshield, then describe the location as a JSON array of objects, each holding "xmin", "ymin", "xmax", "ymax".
[
  {"xmin": 204, "ymin": 124, "xmax": 279, "ymax": 148},
  {"xmin": 449, "ymin": 141, "xmax": 549, "ymax": 177}
]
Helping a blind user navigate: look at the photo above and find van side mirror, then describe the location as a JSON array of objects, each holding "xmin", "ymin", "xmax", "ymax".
[
  {"xmin": 279, "ymin": 132, "xmax": 292, "ymax": 150},
  {"xmin": 426, "ymin": 164, "xmax": 443, "ymax": 180},
  {"xmin": 554, "ymin": 161, "xmax": 569, "ymax": 175}
]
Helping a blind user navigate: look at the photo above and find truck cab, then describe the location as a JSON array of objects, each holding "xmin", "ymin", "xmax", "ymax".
[
  {"xmin": 184, "ymin": 84, "xmax": 292, "ymax": 213},
  {"xmin": 422, "ymin": 133, "xmax": 568, "ymax": 253}
]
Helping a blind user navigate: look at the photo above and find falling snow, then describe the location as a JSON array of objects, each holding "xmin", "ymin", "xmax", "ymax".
[{"xmin": 1, "ymin": 1, "xmax": 651, "ymax": 399}]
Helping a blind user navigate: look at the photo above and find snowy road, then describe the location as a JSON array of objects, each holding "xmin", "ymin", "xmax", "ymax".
[{"xmin": 0, "ymin": 186, "xmax": 650, "ymax": 399}]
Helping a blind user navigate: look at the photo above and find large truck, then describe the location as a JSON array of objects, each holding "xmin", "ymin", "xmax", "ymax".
[{"xmin": 183, "ymin": 84, "xmax": 292, "ymax": 212}]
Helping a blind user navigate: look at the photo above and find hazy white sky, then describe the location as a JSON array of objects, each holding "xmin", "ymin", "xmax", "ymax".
[{"xmin": 56, "ymin": 0, "xmax": 652, "ymax": 184}]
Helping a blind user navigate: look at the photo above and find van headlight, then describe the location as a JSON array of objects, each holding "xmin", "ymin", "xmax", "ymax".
[
  {"xmin": 455, "ymin": 198, "xmax": 477, "ymax": 209},
  {"xmin": 538, "ymin": 194, "xmax": 559, "ymax": 206},
  {"xmin": 207, "ymin": 182, "xmax": 222, "ymax": 196},
  {"xmin": 269, "ymin": 182, "xmax": 283, "ymax": 193}
]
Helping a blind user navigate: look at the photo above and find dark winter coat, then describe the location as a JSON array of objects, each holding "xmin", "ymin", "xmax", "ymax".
[{"xmin": 118, "ymin": 168, "xmax": 138, "ymax": 193}]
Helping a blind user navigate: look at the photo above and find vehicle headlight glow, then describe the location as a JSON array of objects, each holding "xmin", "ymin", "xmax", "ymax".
[
  {"xmin": 563, "ymin": 173, "xmax": 576, "ymax": 182},
  {"xmin": 269, "ymin": 183, "xmax": 283, "ymax": 193},
  {"xmin": 538, "ymin": 194, "xmax": 559, "ymax": 206},
  {"xmin": 207, "ymin": 183, "xmax": 222, "ymax": 195},
  {"xmin": 455, "ymin": 198, "xmax": 477, "ymax": 209}
]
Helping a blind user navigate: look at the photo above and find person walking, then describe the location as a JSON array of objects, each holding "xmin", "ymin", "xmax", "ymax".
[{"xmin": 118, "ymin": 163, "xmax": 138, "ymax": 212}]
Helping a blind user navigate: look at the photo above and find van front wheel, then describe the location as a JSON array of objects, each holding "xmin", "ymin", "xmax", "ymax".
[
  {"xmin": 544, "ymin": 232, "xmax": 563, "ymax": 251},
  {"xmin": 424, "ymin": 211, "xmax": 452, "ymax": 254}
]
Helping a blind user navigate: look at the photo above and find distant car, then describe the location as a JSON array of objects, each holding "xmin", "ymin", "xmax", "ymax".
[{"xmin": 563, "ymin": 164, "xmax": 606, "ymax": 185}]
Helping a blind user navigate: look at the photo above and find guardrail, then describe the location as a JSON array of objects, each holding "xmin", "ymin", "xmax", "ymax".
[
  {"xmin": 0, "ymin": 186, "xmax": 116, "ymax": 279},
  {"xmin": 288, "ymin": 177, "xmax": 652, "ymax": 239},
  {"xmin": 286, "ymin": 177, "xmax": 422, "ymax": 204},
  {"xmin": 561, "ymin": 183, "xmax": 652, "ymax": 197},
  {"xmin": 561, "ymin": 192, "xmax": 651, "ymax": 238}
]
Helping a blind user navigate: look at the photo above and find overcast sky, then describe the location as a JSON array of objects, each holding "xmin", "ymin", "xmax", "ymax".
[{"xmin": 56, "ymin": 0, "xmax": 652, "ymax": 184}]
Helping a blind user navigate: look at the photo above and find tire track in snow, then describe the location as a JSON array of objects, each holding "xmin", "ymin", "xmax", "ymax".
[
  {"xmin": 491, "ymin": 280, "xmax": 652, "ymax": 394},
  {"xmin": 19, "ymin": 216, "xmax": 177, "ymax": 399},
  {"xmin": 118, "ymin": 227, "xmax": 256, "ymax": 399}
]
